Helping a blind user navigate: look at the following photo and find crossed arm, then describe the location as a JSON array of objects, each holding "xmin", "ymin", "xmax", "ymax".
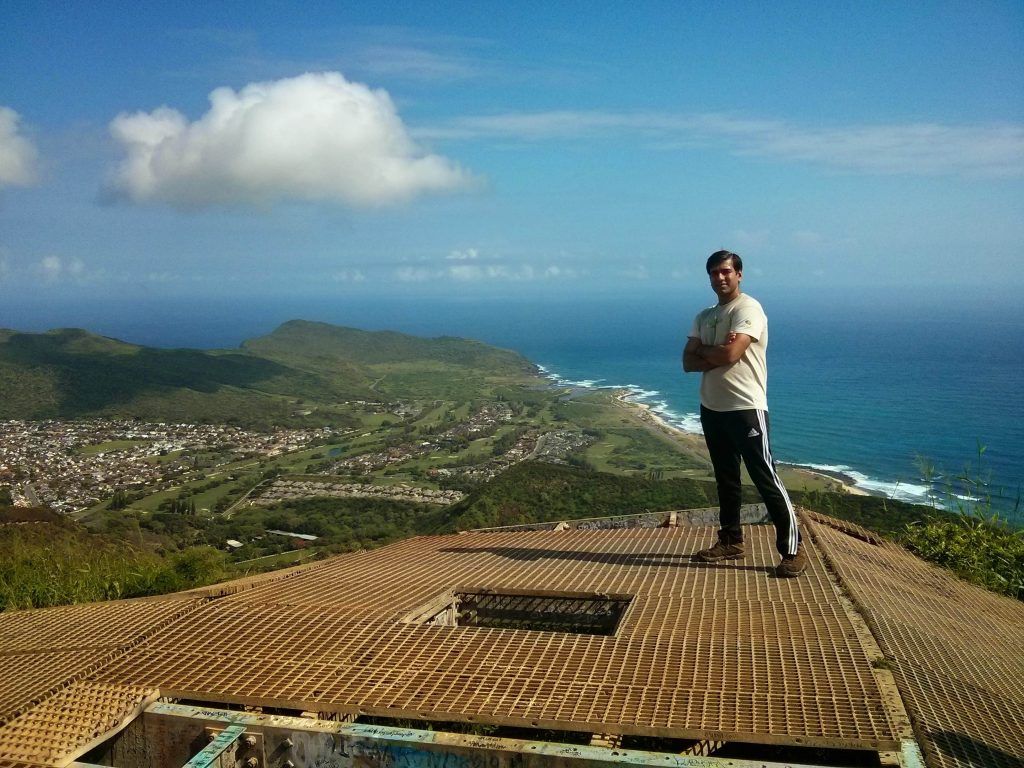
[{"xmin": 682, "ymin": 332, "xmax": 753, "ymax": 372}]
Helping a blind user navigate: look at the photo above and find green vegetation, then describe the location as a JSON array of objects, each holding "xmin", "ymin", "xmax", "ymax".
[
  {"xmin": 448, "ymin": 461, "xmax": 746, "ymax": 530},
  {"xmin": 243, "ymin": 320, "xmax": 532, "ymax": 373},
  {"xmin": 77, "ymin": 439, "xmax": 148, "ymax": 456},
  {"xmin": 895, "ymin": 445, "xmax": 1023, "ymax": 599},
  {"xmin": 0, "ymin": 321, "xmax": 536, "ymax": 425},
  {"xmin": 204, "ymin": 496, "xmax": 453, "ymax": 557},
  {"xmin": 795, "ymin": 477, "xmax": 1024, "ymax": 601},
  {"xmin": 790, "ymin": 489, "xmax": 938, "ymax": 538},
  {"xmin": 901, "ymin": 514, "xmax": 1023, "ymax": 599},
  {"xmin": 0, "ymin": 507, "xmax": 228, "ymax": 611}
]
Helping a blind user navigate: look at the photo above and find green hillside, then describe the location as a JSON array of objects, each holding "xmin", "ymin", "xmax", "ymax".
[
  {"xmin": 244, "ymin": 320, "xmax": 537, "ymax": 399},
  {"xmin": 0, "ymin": 506, "xmax": 228, "ymax": 610},
  {"xmin": 244, "ymin": 320, "xmax": 533, "ymax": 371},
  {"xmin": 448, "ymin": 461, "xmax": 728, "ymax": 530},
  {"xmin": 0, "ymin": 322, "xmax": 539, "ymax": 423}
]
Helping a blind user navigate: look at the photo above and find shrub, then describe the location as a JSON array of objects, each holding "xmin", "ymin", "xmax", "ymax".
[{"xmin": 901, "ymin": 514, "xmax": 1023, "ymax": 600}]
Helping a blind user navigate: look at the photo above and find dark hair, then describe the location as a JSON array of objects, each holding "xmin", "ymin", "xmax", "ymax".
[{"xmin": 706, "ymin": 250, "xmax": 742, "ymax": 274}]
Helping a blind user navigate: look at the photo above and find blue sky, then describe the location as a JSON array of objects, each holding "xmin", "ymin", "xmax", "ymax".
[{"xmin": 1, "ymin": 0, "xmax": 1022, "ymax": 320}]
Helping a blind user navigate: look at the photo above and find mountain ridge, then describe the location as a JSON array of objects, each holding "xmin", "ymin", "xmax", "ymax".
[{"xmin": 0, "ymin": 320, "xmax": 538, "ymax": 423}]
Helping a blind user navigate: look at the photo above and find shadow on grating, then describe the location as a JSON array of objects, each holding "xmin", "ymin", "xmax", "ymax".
[{"xmin": 927, "ymin": 729, "xmax": 1024, "ymax": 768}]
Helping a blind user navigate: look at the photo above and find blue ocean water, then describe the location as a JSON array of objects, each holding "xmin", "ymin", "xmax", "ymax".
[{"xmin": 5, "ymin": 290, "xmax": 1022, "ymax": 521}]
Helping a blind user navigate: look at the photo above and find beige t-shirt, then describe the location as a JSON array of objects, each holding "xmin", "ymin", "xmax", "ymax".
[{"xmin": 689, "ymin": 293, "xmax": 769, "ymax": 412}]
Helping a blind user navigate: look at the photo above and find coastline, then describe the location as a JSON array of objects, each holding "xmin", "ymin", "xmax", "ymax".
[
  {"xmin": 612, "ymin": 390, "xmax": 708, "ymax": 458},
  {"xmin": 536, "ymin": 360, "xmax": 880, "ymax": 499},
  {"xmin": 535, "ymin": 363, "xmax": 964, "ymax": 508},
  {"xmin": 613, "ymin": 390, "xmax": 868, "ymax": 496}
]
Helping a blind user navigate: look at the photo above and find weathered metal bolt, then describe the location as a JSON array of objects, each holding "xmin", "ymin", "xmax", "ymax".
[
  {"xmin": 282, "ymin": 737, "xmax": 294, "ymax": 748},
  {"xmin": 244, "ymin": 759, "xmax": 259, "ymax": 768},
  {"xmin": 283, "ymin": 762, "xmax": 295, "ymax": 768},
  {"xmin": 243, "ymin": 735, "xmax": 258, "ymax": 747}
]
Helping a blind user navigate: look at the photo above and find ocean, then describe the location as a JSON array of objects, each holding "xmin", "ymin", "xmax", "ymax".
[{"xmin": 5, "ymin": 289, "xmax": 1023, "ymax": 522}]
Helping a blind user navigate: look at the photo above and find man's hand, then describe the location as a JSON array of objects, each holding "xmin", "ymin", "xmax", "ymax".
[{"xmin": 682, "ymin": 337, "xmax": 716, "ymax": 372}]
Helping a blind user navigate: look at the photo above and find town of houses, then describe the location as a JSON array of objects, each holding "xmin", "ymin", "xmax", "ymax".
[
  {"xmin": 0, "ymin": 404, "xmax": 595, "ymax": 515},
  {"xmin": 0, "ymin": 420, "xmax": 335, "ymax": 514}
]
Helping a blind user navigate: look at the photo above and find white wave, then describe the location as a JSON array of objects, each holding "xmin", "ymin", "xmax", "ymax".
[
  {"xmin": 791, "ymin": 461, "xmax": 856, "ymax": 474},
  {"xmin": 539, "ymin": 363, "xmax": 970, "ymax": 507},
  {"xmin": 669, "ymin": 412, "xmax": 704, "ymax": 434},
  {"xmin": 627, "ymin": 388, "xmax": 662, "ymax": 400},
  {"xmin": 537, "ymin": 365, "xmax": 1006, "ymax": 513},
  {"xmin": 539, "ymin": 365, "xmax": 618, "ymax": 390},
  {"xmin": 841, "ymin": 470, "xmax": 934, "ymax": 503},
  {"xmin": 615, "ymin": 386, "xmax": 704, "ymax": 435},
  {"xmin": 790, "ymin": 461, "xmax": 944, "ymax": 505},
  {"xmin": 952, "ymin": 492, "xmax": 982, "ymax": 502}
]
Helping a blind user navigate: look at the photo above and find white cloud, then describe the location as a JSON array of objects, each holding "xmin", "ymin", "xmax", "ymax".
[
  {"xmin": 448, "ymin": 263, "xmax": 537, "ymax": 281},
  {"xmin": 544, "ymin": 265, "xmax": 577, "ymax": 278},
  {"xmin": 357, "ymin": 45, "xmax": 480, "ymax": 82},
  {"xmin": 108, "ymin": 72, "xmax": 474, "ymax": 209},
  {"xmin": 332, "ymin": 268, "xmax": 366, "ymax": 282},
  {"xmin": 395, "ymin": 266, "xmax": 435, "ymax": 282},
  {"xmin": 446, "ymin": 247, "xmax": 479, "ymax": 260},
  {"xmin": 40, "ymin": 256, "xmax": 62, "ymax": 280},
  {"xmin": 396, "ymin": 260, "xmax": 577, "ymax": 284},
  {"xmin": 0, "ymin": 107, "xmax": 39, "ymax": 188},
  {"xmin": 37, "ymin": 255, "xmax": 85, "ymax": 282},
  {"xmin": 448, "ymin": 264, "xmax": 483, "ymax": 281},
  {"xmin": 423, "ymin": 110, "xmax": 1024, "ymax": 177}
]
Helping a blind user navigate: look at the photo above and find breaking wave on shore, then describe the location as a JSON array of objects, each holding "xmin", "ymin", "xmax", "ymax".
[
  {"xmin": 537, "ymin": 364, "xmax": 939, "ymax": 506},
  {"xmin": 785, "ymin": 462, "xmax": 936, "ymax": 505}
]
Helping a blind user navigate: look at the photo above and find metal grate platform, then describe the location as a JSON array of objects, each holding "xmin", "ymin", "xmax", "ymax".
[
  {"xmin": 0, "ymin": 598, "xmax": 197, "ymax": 656},
  {"xmin": 0, "ymin": 682, "xmax": 156, "ymax": 766},
  {"xmin": 0, "ymin": 599, "xmax": 200, "ymax": 726},
  {"xmin": 86, "ymin": 525, "xmax": 897, "ymax": 751},
  {"xmin": 5, "ymin": 514, "xmax": 1021, "ymax": 767},
  {"xmin": 806, "ymin": 515, "xmax": 1024, "ymax": 768}
]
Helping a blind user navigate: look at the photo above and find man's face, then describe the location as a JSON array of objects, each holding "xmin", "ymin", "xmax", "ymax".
[{"xmin": 708, "ymin": 259, "xmax": 741, "ymax": 299}]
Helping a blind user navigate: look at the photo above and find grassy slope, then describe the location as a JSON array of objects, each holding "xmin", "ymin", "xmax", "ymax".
[
  {"xmin": 0, "ymin": 506, "xmax": 227, "ymax": 610},
  {"xmin": 0, "ymin": 322, "xmax": 538, "ymax": 423},
  {"xmin": 243, "ymin": 320, "xmax": 537, "ymax": 400},
  {"xmin": 0, "ymin": 327, "xmax": 356, "ymax": 422},
  {"xmin": 448, "ymin": 461, "xmax": 731, "ymax": 530},
  {"xmin": 244, "ymin": 320, "xmax": 533, "ymax": 371}
]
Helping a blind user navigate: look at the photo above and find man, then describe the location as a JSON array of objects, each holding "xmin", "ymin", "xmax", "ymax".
[{"xmin": 682, "ymin": 250, "xmax": 804, "ymax": 577}]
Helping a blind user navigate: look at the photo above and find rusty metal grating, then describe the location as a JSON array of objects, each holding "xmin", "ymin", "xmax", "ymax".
[
  {"xmin": 0, "ymin": 681, "xmax": 156, "ymax": 766},
  {"xmin": 77, "ymin": 525, "xmax": 899, "ymax": 751},
  {"xmin": 28, "ymin": 518, "xmax": 1024, "ymax": 764},
  {"xmin": 0, "ymin": 599, "xmax": 196, "ymax": 655},
  {"xmin": 0, "ymin": 598, "xmax": 201, "ymax": 727},
  {"xmin": 0, "ymin": 650, "xmax": 118, "ymax": 726},
  {"xmin": 806, "ymin": 515, "xmax": 1024, "ymax": 768}
]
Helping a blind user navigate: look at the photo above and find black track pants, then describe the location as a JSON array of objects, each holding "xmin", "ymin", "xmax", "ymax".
[{"xmin": 700, "ymin": 406, "xmax": 799, "ymax": 556}]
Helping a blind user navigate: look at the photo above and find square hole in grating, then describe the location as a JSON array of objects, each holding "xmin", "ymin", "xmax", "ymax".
[{"xmin": 403, "ymin": 590, "xmax": 633, "ymax": 636}]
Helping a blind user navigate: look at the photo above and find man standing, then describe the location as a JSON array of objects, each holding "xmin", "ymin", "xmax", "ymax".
[{"xmin": 682, "ymin": 250, "xmax": 804, "ymax": 577}]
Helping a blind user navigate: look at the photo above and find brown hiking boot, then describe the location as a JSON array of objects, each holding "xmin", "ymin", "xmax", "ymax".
[
  {"xmin": 693, "ymin": 538, "xmax": 745, "ymax": 562},
  {"xmin": 776, "ymin": 545, "xmax": 807, "ymax": 578}
]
